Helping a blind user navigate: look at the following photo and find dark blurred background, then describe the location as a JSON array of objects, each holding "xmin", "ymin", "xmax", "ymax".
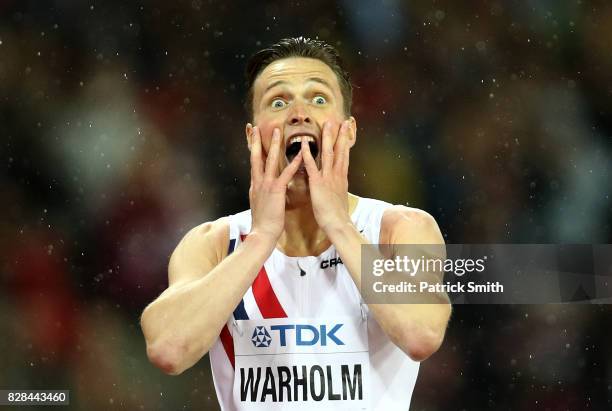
[{"xmin": 1, "ymin": 0, "xmax": 611, "ymax": 410}]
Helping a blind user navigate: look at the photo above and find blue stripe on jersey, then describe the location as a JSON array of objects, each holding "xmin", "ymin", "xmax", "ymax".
[
  {"xmin": 228, "ymin": 237, "xmax": 250, "ymax": 320},
  {"xmin": 233, "ymin": 299, "xmax": 249, "ymax": 320},
  {"xmin": 227, "ymin": 238, "xmax": 236, "ymax": 255}
]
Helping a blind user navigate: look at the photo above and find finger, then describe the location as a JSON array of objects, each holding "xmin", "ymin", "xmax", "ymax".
[
  {"xmin": 340, "ymin": 121, "xmax": 351, "ymax": 176},
  {"xmin": 301, "ymin": 138, "xmax": 319, "ymax": 177},
  {"xmin": 250, "ymin": 126, "xmax": 264, "ymax": 182},
  {"xmin": 342, "ymin": 121, "xmax": 353, "ymax": 175},
  {"xmin": 277, "ymin": 151, "xmax": 303, "ymax": 186},
  {"xmin": 264, "ymin": 128, "xmax": 282, "ymax": 179},
  {"xmin": 342, "ymin": 140, "xmax": 350, "ymax": 176},
  {"xmin": 333, "ymin": 120, "xmax": 349, "ymax": 173},
  {"xmin": 321, "ymin": 121, "xmax": 333, "ymax": 174}
]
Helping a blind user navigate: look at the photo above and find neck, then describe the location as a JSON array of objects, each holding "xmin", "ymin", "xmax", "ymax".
[{"xmin": 276, "ymin": 191, "xmax": 358, "ymax": 257}]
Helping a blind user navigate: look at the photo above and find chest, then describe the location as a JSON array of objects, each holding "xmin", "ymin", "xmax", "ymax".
[{"xmin": 244, "ymin": 249, "xmax": 363, "ymax": 319}]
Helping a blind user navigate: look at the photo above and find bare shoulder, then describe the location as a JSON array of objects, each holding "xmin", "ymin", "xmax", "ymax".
[
  {"xmin": 168, "ymin": 216, "xmax": 230, "ymax": 287},
  {"xmin": 380, "ymin": 205, "xmax": 443, "ymax": 244},
  {"xmin": 179, "ymin": 217, "xmax": 230, "ymax": 253}
]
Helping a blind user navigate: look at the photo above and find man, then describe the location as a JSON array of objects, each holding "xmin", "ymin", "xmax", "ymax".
[{"xmin": 141, "ymin": 37, "xmax": 451, "ymax": 410}]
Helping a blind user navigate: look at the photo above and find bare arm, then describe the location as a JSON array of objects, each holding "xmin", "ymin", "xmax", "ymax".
[
  {"xmin": 140, "ymin": 219, "xmax": 275, "ymax": 375},
  {"xmin": 327, "ymin": 206, "xmax": 452, "ymax": 362},
  {"xmin": 141, "ymin": 125, "xmax": 303, "ymax": 375},
  {"xmin": 299, "ymin": 121, "xmax": 451, "ymax": 361}
]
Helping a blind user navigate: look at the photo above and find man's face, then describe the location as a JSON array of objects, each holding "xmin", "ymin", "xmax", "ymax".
[{"xmin": 246, "ymin": 57, "xmax": 356, "ymax": 181}]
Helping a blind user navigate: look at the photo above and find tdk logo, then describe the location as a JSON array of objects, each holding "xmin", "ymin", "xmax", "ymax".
[
  {"xmin": 251, "ymin": 326, "xmax": 272, "ymax": 347},
  {"xmin": 252, "ymin": 324, "xmax": 345, "ymax": 347}
]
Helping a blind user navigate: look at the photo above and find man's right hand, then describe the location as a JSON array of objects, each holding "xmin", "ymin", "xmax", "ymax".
[
  {"xmin": 142, "ymin": 128, "xmax": 301, "ymax": 374},
  {"xmin": 248, "ymin": 126, "xmax": 303, "ymax": 243}
]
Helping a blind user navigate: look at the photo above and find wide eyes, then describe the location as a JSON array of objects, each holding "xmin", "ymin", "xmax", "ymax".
[
  {"xmin": 271, "ymin": 98, "xmax": 287, "ymax": 109},
  {"xmin": 312, "ymin": 95, "xmax": 327, "ymax": 105},
  {"xmin": 269, "ymin": 95, "xmax": 327, "ymax": 109}
]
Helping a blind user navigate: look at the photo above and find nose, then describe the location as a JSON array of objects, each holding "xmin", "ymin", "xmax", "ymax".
[{"xmin": 287, "ymin": 101, "xmax": 312, "ymax": 125}]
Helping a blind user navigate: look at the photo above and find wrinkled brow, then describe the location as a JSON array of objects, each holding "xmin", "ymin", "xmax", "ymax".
[{"xmin": 264, "ymin": 77, "xmax": 333, "ymax": 94}]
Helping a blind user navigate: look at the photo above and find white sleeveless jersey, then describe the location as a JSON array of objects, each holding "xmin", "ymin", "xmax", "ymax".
[{"xmin": 208, "ymin": 196, "xmax": 420, "ymax": 410}]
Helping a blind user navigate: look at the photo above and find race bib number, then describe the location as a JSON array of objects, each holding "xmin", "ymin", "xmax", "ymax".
[{"xmin": 232, "ymin": 317, "xmax": 370, "ymax": 410}]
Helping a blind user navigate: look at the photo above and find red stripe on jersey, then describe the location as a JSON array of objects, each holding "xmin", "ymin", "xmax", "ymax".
[
  {"xmin": 241, "ymin": 233, "xmax": 287, "ymax": 318},
  {"xmin": 252, "ymin": 265, "xmax": 287, "ymax": 318},
  {"xmin": 219, "ymin": 325, "xmax": 234, "ymax": 368},
  {"xmin": 219, "ymin": 232, "xmax": 286, "ymax": 370}
]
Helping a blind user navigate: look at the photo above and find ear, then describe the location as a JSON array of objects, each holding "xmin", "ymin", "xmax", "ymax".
[
  {"xmin": 347, "ymin": 116, "xmax": 357, "ymax": 148},
  {"xmin": 245, "ymin": 123, "xmax": 254, "ymax": 151}
]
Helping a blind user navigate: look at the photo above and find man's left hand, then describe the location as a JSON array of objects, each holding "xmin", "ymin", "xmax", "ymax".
[{"xmin": 301, "ymin": 120, "xmax": 353, "ymax": 233}]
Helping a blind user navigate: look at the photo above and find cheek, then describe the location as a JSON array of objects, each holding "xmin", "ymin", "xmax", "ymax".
[{"xmin": 255, "ymin": 122, "xmax": 283, "ymax": 155}]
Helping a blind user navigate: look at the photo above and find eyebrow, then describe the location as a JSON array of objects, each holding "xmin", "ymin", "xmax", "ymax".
[
  {"xmin": 307, "ymin": 77, "xmax": 333, "ymax": 90},
  {"xmin": 264, "ymin": 80, "xmax": 287, "ymax": 94},
  {"xmin": 263, "ymin": 77, "xmax": 334, "ymax": 94}
]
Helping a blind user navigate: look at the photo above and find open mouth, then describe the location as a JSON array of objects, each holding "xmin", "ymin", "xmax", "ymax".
[{"xmin": 285, "ymin": 136, "xmax": 319, "ymax": 163}]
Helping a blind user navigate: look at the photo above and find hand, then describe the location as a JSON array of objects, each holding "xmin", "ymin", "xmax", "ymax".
[
  {"xmin": 249, "ymin": 126, "xmax": 303, "ymax": 243},
  {"xmin": 301, "ymin": 120, "xmax": 352, "ymax": 233}
]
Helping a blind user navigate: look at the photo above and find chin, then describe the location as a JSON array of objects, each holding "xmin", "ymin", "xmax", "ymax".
[{"xmin": 287, "ymin": 175, "xmax": 310, "ymax": 192}]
